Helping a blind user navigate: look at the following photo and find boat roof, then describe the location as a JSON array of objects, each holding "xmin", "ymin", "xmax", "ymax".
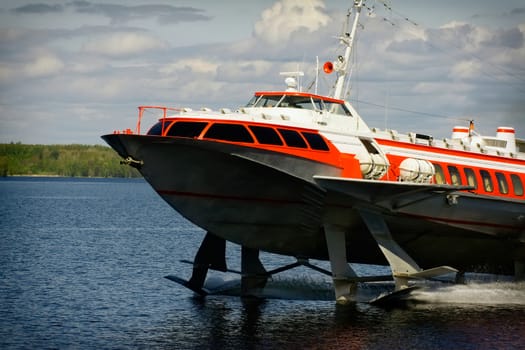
[{"xmin": 254, "ymin": 91, "xmax": 346, "ymax": 104}]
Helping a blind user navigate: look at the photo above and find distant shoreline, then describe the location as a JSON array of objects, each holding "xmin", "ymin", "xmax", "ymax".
[
  {"xmin": 2, "ymin": 174, "xmax": 141, "ymax": 179},
  {"xmin": 1, "ymin": 143, "xmax": 141, "ymax": 178}
]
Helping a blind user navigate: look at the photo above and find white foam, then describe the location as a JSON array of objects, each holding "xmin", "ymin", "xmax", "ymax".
[{"xmin": 411, "ymin": 282, "xmax": 525, "ymax": 306}]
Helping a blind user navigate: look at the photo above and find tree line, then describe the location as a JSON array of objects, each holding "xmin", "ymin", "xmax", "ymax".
[{"xmin": 0, "ymin": 143, "xmax": 141, "ymax": 178}]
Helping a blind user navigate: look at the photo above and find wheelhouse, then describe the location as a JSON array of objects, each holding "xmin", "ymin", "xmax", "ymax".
[{"xmin": 245, "ymin": 91, "xmax": 352, "ymax": 116}]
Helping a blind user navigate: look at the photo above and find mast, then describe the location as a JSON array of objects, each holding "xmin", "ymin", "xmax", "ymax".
[{"xmin": 332, "ymin": 0, "xmax": 363, "ymax": 100}]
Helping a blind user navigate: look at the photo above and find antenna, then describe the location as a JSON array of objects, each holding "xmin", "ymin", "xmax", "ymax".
[
  {"xmin": 323, "ymin": 0, "xmax": 364, "ymax": 100},
  {"xmin": 315, "ymin": 56, "xmax": 319, "ymax": 94},
  {"xmin": 334, "ymin": 0, "xmax": 363, "ymax": 99}
]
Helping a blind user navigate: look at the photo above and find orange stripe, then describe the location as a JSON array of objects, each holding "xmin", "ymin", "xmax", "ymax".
[{"xmin": 497, "ymin": 128, "xmax": 515, "ymax": 133}]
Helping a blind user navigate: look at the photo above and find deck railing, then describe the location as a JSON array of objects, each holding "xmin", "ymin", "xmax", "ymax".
[{"xmin": 136, "ymin": 106, "xmax": 181, "ymax": 135}]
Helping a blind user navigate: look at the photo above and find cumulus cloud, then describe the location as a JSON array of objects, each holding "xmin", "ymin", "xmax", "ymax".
[
  {"xmin": 82, "ymin": 32, "xmax": 167, "ymax": 56},
  {"xmin": 0, "ymin": 64, "xmax": 13, "ymax": 83},
  {"xmin": 482, "ymin": 27, "xmax": 523, "ymax": 49},
  {"xmin": 254, "ymin": 0, "xmax": 330, "ymax": 45},
  {"xmin": 449, "ymin": 60, "xmax": 485, "ymax": 80},
  {"xmin": 68, "ymin": 76, "xmax": 126, "ymax": 98},
  {"xmin": 217, "ymin": 60, "xmax": 273, "ymax": 82},
  {"xmin": 24, "ymin": 52, "xmax": 65, "ymax": 77},
  {"xmin": 160, "ymin": 58, "xmax": 218, "ymax": 75}
]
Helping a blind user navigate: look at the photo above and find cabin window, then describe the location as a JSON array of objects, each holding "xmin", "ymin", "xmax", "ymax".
[
  {"xmin": 277, "ymin": 129, "xmax": 308, "ymax": 148},
  {"xmin": 166, "ymin": 121, "xmax": 208, "ymax": 138},
  {"xmin": 147, "ymin": 121, "xmax": 173, "ymax": 136},
  {"xmin": 249, "ymin": 126, "xmax": 283, "ymax": 146},
  {"xmin": 279, "ymin": 96, "xmax": 315, "ymax": 109},
  {"xmin": 480, "ymin": 170, "xmax": 493, "ymax": 192},
  {"xmin": 464, "ymin": 168, "xmax": 478, "ymax": 189},
  {"xmin": 251, "ymin": 95, "xmax": 282, "ymax": 108},
  {"xmin": 326, "ymin": 102, "xmax": 352, "ymax": 116},
  {"xmin": 433, "ymin": 164, "xmax": 446, "ymax": 184},
  {"xmin": 204, "ymin": 123, "xmax": 254, "ymax": 143},
  {"xmin": 447, "ymin": 166, "xmax": 462, "ymax": 185},
  {"xmin": 302, "ymin": 132, "xmax": 329, "ymax": 151},
  {"xmin": 495, "ymin": 172, "xmax": 509, "ymax": 194},
  {"xmin": 246, "ymin": 94, "xmax": 351, "ymax": 116},
  {"xmin": 245, "ymin": 95, "xmax": 259, "ymax": 107},
  {"xmin": 510, "ymin": 174, "xmax": 524, "ymax": 196},
  {"xmin": 360, "ymin": 138, "xmax": 381, "ymax": 154}
]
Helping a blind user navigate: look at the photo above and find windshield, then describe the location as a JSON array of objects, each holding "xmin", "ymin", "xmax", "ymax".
[{"xmin": 245, "ymin": 94, "xmax": 352, "ymax": 116}]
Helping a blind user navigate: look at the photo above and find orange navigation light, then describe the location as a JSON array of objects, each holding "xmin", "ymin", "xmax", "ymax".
[{"xmin": 323, "ymin": 61, "xmax": 334, "ymax": 74}]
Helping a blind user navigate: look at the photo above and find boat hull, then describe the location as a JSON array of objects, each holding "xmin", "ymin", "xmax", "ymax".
[
  {"xmin": 102, "ymin": 134, "xmax": 525, "ymax": 274},
  {"xmin": 102, "ymin": 134, "xmax": 354, "ymax": 258}
]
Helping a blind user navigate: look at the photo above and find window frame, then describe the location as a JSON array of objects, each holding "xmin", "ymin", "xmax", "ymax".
[
  {"xmin": 447, "ymin": 165, "xmax": 462, "ymax": 185},
  {"xmin": 277, "ymin": 129, "xmax": 308, "ymax": 148},
  {"xmin": 495, "ymin": 172, "xmax": 509, "ymax": 194},
  {"xmin": 433, "ymin": 163, "xmax": 446, "ymax": 184},
  {"xmin": 480, "ymin": 170, "xmax": 494, "ymax": 193},
  {"xmin": 166, "ymin": 121, "xmax": 208, "ymax": 138},
  {"xmin": 510, "ymin": 174, "xmax": 524, "ymax": 196},
  {"xmin": 248, "ymin": 125, "xmax": 283, "ymax": 146},
  {"xmin": 146, "ymin": 120, "xmax": 173, "ymax": 136},
  {"xmin": 301, "ymin": 132, "xmax": 330, "ymax": 151},
  {"xmin": 203, "ymin": 123, "xmax": 254, "ymax": 143},
  {"xmin": 463, "ymin": 168, "xmax": 478, "ymax": 189}
]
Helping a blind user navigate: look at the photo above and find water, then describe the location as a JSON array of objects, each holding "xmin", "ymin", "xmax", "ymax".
[{"xmin": 1, "ymin": 177, "xmax": 524, "ymax": 349}]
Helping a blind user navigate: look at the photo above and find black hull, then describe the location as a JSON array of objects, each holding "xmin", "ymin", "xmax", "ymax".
[{"xmin": 102, "ymin": 134, "xmax": 525, "ymax": 275}]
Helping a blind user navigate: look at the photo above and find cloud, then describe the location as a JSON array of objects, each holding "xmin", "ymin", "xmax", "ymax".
[
  {"xmin": 0, "ymin": 64, "xmax": 13, "ymax": 82},
  {"xmin": 159, "ymin": 58, "xmax": 218, "ymax": 75},
  {"xmin": 11, "ymin": 3, "xmax": 63, "ymax": 14},
  {"xmin": 449, "ymin": 60, "xmax": 485, "ymax": 80},
  {"xmin": 23, "ymin": 52, "xmax": 65, "ymax": 77},
  {"xmin": 216, "ymin": 60, "xmax": 273, "ymax": 82},
  {"xmin": 482, "ymin": 27, "xmax": 523, "ymax": 49},
  {"xmin": 10, "ymin": 1, "xmax": 212, "ymax": 25},
  {"xmin": 68, "ymin": 1, "xmax": 212, "ymax": 25},
  {"xmin": 82, "ymin": 32, "xmax": 167, "ymax": 56},
  {"xmin": 254, "ymin": 0, "xmax": 330, "ymax": 45},
  {"xmin": 68, "ymin": 76, "xmax": 127, "ymax": 99},
  {"xmin": 326, "ymin": 9, "xmax": 525, "ymax": 136},
  {"xmin": 507, "ymin": 8, "xmax": 525, "ymax": 16}
]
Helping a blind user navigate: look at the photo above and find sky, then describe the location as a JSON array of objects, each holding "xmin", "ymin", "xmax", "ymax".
[{"xmin": 1, "ymin": 0, "xmax": 524, "ymax": 145}]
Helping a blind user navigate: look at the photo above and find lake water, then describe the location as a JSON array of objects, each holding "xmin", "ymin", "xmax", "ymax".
[{"xmin": 1, "ymin": 177, "xmax": 524, "ymax": 349}]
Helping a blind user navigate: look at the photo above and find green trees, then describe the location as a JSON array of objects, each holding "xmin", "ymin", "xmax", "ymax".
[{"xmin": 0, "ymin": 143, "xmax": 141, "ymax": 178}]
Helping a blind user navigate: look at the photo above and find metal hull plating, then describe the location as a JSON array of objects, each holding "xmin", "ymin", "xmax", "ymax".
[
  {"xmin": 103, "ymin": 133, "xmax": 524, "ymax": 274},
  {"xmin": 103, "ymin": 134, "xmax": 340, "ymax": 258}
]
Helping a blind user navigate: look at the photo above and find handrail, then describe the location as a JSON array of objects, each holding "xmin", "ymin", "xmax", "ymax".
[{"xmin": 137, "ymin": 106, "xmax": 181, "ymax": 135}]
